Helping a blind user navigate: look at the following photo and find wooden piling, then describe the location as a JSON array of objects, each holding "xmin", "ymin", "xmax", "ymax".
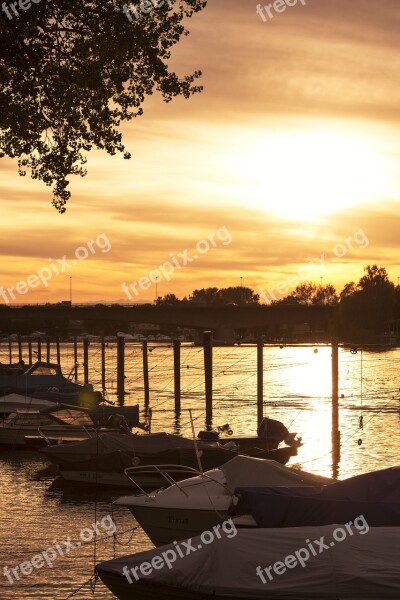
[
  {"xmin": 203, "ymin": 331, "xmax": 213, "ymax": 424},
  {"xmin": 117, "ymin": 336, "xmax": 125, "ymax": 401},
  {"xmin": 18, "ymin": 335, "xmax": 23, "ymax": 363},
  {"xmin": 331, "ymin": 338, "xmax": 340, "ymax": 458},
  {"xmin": 257, "ymin": 337, "xmax": 264, "ymax": 427},
  {"xmin": 173, "ymin": 340, "xmax": 181, "ymax": 413},
  {"xmin": 142, "ymin": 341, "xmax": 150, "ymax": 407},
  {"xmin": 46, "ymin": 336, "xmax": 51, "ymax": 362},
  {"xmin": 101, "ymin": 336, "xmax": 106, "ymax": 392},
  {"xmin": 37, "ymin": 337, "xmax": 42, "ymax": 361},
  {"xmin": 8, "ymin": 339, "xmax": 12, "ymax": 363},
  {"xmin": 83, "ymin": 338, "xmax": 89, "ymax": 385},
  {"xmin": 73, "ymin": 337, "xmax": 78, "ymax": 381},
  {"xmin": 56, "ymin": 336, "xmax": 61, "ymax": 364},
  {"xmin": 28, "ymin": 338, "xmax": 32, "ymax": 365}
]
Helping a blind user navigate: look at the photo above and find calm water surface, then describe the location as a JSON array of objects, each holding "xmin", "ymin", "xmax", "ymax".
[{"xmin": 0, "ymin": 344, "xmax": 399, "ymax": 598}]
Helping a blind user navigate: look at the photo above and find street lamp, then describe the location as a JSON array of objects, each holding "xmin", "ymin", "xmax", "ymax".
[
  {"xmin": 69, "ymin": 276, "xmax": 72, "ymax": 305},
  {"xmin": 155, "ymin": 276, "xmax": 158, "ymax": 305}
]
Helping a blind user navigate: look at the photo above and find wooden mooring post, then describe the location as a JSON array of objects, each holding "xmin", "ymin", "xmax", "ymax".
[
  {"xmin": 28, "ymin": 338, "xmax": 32, "ymax": 365},
  {"xmin": 37, "ymin": 337, "xmax": 42, "ymax": 361},
  {"xmin": 142, "ymin": 341, "xmax": 150, "ymax": 407},
  {"xmin": 173, "ymin": 340, "xmax": 181, "ymax": 413},
  {"xmin": 203, "ymin": 331, "xmax": 213, "ymax": 424},
  {"xmin": 83, "ymin": 338, "xmax": 89, "ymax": 385},
  {"xmin": 101, "ymin": 336, "xmax": 106, "ymax": 392},
  {"xmin": 8, "ymin": 339, "xmax": 12, "ymax": 363},
  {"xmin": 73, "ymin": 337, "xmax": 78, "ymax": 381},
  {"xmin": 257, "ymin": 337, "xmax": 264, "ymax": 427},
  {"xmin": 331, "ymin": 338, "xmax": 340, "ymax": 460},
  {"xmin": 46, "ymin": 336, "xmax": 51, "ymax": 362},
  {"xmin": 56, "ymin": 336, "xmax": 61, "ymax": 364},
  {"xmin": 18, "ymin": 336, "xmax": 22, "ymax": 363},
  {"xmin": 117, "ymin": 336, "xmax": 125, "ymax": 401}
]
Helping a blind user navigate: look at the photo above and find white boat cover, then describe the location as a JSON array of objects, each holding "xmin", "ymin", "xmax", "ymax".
[
  {"xmin": 220, "ymin": 455, "xmax": 332, "ymax": 489},
  {"xmin": 97, "ymin": 525, "xmax": 400, "ymax": 598}
]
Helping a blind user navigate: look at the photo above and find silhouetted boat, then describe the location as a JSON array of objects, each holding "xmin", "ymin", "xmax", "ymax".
[
  {"xmin": 40, "ymin": 432, "xmax": 298, "ymax": 488},
  {"xmin": 0, "ymin": 361, "xmax": 93, "ymax": 397},
  {"xmin": 0, "ymin": 403, "xmax": 140, "ymax": 448}
]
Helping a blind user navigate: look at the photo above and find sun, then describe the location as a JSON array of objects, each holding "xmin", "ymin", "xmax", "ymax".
[{"xmin": 228, "ymin": 123, "xmax": 390, "ymax": 221}]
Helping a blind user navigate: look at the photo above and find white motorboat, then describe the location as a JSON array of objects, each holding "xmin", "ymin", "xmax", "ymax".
[{"xmin": 114, "ymin": 455, "xmax": 331, "ymax": 545}]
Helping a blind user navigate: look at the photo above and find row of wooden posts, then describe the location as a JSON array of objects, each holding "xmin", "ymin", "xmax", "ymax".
[{"xmin": 7, "ymin": 334, "xmax": 340, "ymax": 449}]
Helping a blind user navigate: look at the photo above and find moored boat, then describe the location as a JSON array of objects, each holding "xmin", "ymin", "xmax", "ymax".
[
  {"xmin": 0, "ymin": 403, "xmax": 139, "ymax": 448},
  {"xmin": 96, "ymin": 525, "xmax": 400, "ymax": 599},
  {"xmin": 114, "ymin": 455, "xmax": 332, "ymax": 545}
]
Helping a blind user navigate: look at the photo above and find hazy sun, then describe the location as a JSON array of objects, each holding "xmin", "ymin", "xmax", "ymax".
[{"xmin": 228, "ymin": 124, "xmax": 390, "ymax": 220}]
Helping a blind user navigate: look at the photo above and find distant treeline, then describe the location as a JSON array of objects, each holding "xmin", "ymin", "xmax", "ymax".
[{"xmin": 157, "ymin": 265, "xmax": 400, "ymax": 342}]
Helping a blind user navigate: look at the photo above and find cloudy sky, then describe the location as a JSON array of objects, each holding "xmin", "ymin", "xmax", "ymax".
[{"xmin": 1, "ymin": 0, "xmax": 399, "ymax": 303}]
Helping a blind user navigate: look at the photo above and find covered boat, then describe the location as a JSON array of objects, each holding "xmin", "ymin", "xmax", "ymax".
[
  {"xmin": 40, "ymin": 432, "xmax": 240, "ymax": 486},
  {"xmin": 234, "ymin": 466, "xmax": 400, "ymax": 527},
  {"xmin": 0, "ymin": 361, "xmax": 93, "ymax": 397},
  {"xmin": 40, "ymin": 432, "xmax": 298, "ymax": 488},
  {"xmin": 96, "ymin": 525, "xmax": 400, "ymax": 599}
]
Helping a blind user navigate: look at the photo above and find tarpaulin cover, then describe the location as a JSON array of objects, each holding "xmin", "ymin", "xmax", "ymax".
[
  {"xmin": 41, "ymin": 431, "xmax": 231, "ymax": 469},
  {"xmin": 220, "ymin": 455, "xmax": 332, "ymax": 490},
  {"xmin": 96, "ymin": 525, "xmax": 400, "ymax": 598},
  {"xmin": 234, "ymin": 467, "xmax": 400, "ymax": 527}
]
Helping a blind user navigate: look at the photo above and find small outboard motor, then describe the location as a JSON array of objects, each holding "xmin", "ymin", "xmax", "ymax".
[
  {"xmin": 257, "ymin": 417, "xmax": 301, "ymax": 446},
  {"xmin": 197, "ymin": 430, "xmax": 219, "ymax": 442}
]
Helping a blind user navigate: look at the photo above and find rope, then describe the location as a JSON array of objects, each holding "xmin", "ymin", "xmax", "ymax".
[{"xmin": 63, "ymin": 573, "xmax": 99, "ymax": 599}]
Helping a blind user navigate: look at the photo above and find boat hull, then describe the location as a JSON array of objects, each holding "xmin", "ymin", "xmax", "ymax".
[
  {"xmin": 0, "ymin": 427, "xmax": 114, "ymax": 448},
  {"xmin": 125, "ymin": 505, "xmax": 228, "ymax": 546},
  {"xmin": 59, "ymin": 469, "xmax": 165, "ymax": 489},
  {"xmin": 97, "ymin": 573, "xmax": 242, "ymax": 600}
]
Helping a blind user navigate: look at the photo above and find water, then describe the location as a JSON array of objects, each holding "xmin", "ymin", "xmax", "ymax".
[{"xmin": 0, "ymin": 344, "xmax": 399, "ymax": 598}]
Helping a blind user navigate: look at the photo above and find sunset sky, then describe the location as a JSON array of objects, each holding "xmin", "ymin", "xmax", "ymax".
[{"xmin": 1, "ymin": 0, "xmax": 399, "ymax": 304}]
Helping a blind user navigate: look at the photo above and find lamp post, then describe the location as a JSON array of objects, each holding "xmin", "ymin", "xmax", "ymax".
[
  {"xmin": 69, "ymin": 276, "xmax": 72, "ymax": 305},
  {"xmin": 155, "ymin": 276, "xmax": 158, "ymax": 305}
]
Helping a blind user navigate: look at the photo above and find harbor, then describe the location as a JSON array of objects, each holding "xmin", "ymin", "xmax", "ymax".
[
  {"xmin": 1, "ymin": 0, "xmax": 400, "ymax": 596},
  {"xmin": 0, "ymin": 340, "xmax": 399, "ymax": 598}
]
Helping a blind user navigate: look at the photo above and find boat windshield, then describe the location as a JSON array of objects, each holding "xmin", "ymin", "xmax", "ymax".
[
  {"xmin": 9, "ymin": 413, "xmax": 54, "ymax": 426},
  {"xmin": 51, "ymin": 409, "xmax": 94, "ymax": 427},
  {"xmin": 30, "ymin": 366, "xmax": 59, "ymax": 376}
]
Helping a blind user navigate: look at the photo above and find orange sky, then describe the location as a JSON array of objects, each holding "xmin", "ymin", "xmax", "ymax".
[{"xmin": 0, "ymin": 0, "xmax": 399, "ymax": 304}]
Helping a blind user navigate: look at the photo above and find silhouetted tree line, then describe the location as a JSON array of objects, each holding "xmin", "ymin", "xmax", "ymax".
[{"xmin": 158, "ymin": 266, "xmax": 400, "ymax": 342}]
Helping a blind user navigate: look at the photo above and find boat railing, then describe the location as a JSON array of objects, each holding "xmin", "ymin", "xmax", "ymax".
[{"xmin": 123, "ymin": 464, "xmax": 233, "ymax": 499}]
